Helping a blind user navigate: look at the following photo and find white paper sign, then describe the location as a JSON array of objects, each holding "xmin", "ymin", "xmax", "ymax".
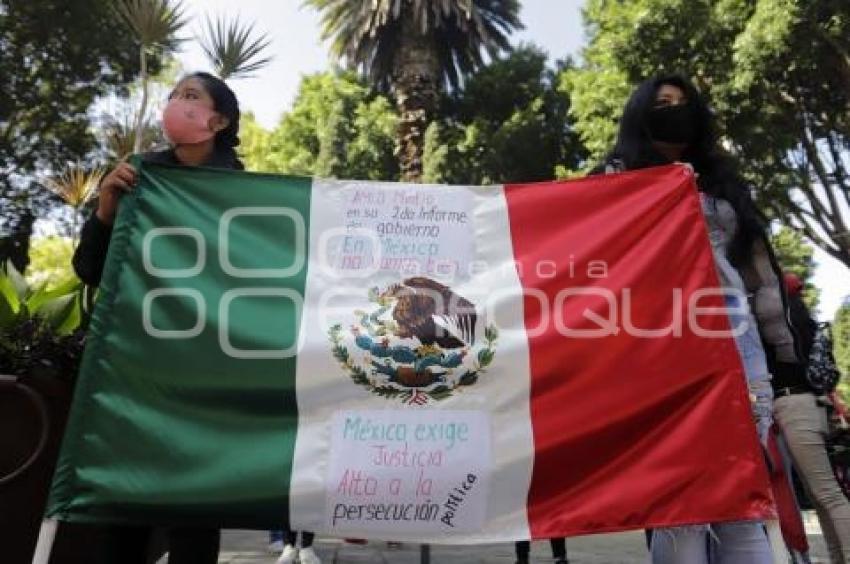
[
  {"xmin": 326, "ymin": 410, "xmax": 491, "ymax": 534},
  {"xmin": 326, "ymin": 183, "xmax": 476, "ymax": 281}
]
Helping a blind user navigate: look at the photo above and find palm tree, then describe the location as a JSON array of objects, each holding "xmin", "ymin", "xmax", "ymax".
[
  {"xmin": 307, "ymin": 0, "xmax": 522, "ymax": 181},
  {"xmin": 198, "ymin": 15, "xmax": 273, "ymax": 80},
  {"xmin": 115, "ymin": 0, "xmax": 188, "ymax": 154}
]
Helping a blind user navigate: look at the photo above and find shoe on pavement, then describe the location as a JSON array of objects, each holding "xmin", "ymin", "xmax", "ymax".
[
  {"xmin": 276, "ymin": 544, "xmax": 298, "ymax": 564},
  {"xmin": 268, "ymin": 540, "xmax": 284, "ymax": 553},
  {"xmin": 299, "ymin": 546, "xmax": 322, "ymax": 564}
]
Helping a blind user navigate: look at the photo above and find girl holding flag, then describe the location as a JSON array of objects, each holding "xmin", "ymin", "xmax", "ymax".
[
  {"xmin": 593, "ymin": 74, "xmax": 802, "ymax": 564},
  {"xmin": 73, "ymin": 71, "xmax": 244, "ymax": 564}
]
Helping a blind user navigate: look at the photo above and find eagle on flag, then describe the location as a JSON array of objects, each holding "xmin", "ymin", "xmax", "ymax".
[{"xmin": 379, "ymin": 277, "xmax": 478, "ymax": 349}]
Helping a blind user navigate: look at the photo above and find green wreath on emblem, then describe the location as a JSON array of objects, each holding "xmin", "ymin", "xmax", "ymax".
[{"xmin": 327, "ymin": 280, "xmax": 497, "ymax": 405}]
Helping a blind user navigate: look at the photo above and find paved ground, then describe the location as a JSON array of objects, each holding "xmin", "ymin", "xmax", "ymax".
[{"xmin": 214, "ymin": 513, "xmax": 830, "ymax": 563}]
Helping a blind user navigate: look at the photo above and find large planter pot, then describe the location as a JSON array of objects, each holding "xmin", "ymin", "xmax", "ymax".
[
  {"xmin": 0, "ymin": 373, "xmax": 72, "ymax": 563},
  {"xmin": 0, "ymin": 374, "xmax": 168, "ymax": 564}
]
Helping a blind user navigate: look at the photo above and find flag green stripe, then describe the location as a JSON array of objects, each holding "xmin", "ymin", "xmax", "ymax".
[{"xmin": 48, "ymin": 161, "xmax": 312, "ymax": 528}]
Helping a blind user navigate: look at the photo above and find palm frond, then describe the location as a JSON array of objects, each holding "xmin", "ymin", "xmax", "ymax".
[
  {"xmin": 41, "ymin": 166, "xmax": 105, "ymax": 210},
  {"xmin": 304, "ymin": 0, "xmax": 522, "ymax": 90},
  {"xmin": 198, "ymin": 15, "xmax": 273, "ymax": 80},
  {"xmin": 115, "ymin": 0, "xmax": 188, "ymax": 51}
]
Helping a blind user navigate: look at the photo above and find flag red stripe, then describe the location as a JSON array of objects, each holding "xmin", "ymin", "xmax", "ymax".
[{"xmin": 504, "ymin": 165, "xmax": 774, "ymax": 537}]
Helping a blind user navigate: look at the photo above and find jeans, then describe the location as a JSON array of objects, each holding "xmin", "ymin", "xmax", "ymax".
[
  {"xmin": 726, "ymin": 294, "xmax": 773, "ymax": 442},
  {"xmin": 775, "ymin": 393, "xmax": 850, "ymax": 563},
  {"xmin": 650, "ymin": 522, "xmax": 773, "ymax": 564}
]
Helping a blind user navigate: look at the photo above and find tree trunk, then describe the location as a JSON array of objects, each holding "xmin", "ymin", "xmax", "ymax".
[
  {"xmin": 392, "ymin": 15, "xmax": 441, "ymax": 183},
  {"xmin": 133, "ymin": 46, "xmax": 149, "ymax": 155},
  {"xmin": 0, "ymin": 210, "xmax": 34, "ymax": 273}
]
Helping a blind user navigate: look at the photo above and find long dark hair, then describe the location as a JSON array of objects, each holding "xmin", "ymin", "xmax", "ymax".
[
  {"xmin": 604, "ymin": 74, "xmax": 765, "ymax": 267},
  {"xmin": 187, "ymin": 71, "xmax": 244, "ymax": 170}
]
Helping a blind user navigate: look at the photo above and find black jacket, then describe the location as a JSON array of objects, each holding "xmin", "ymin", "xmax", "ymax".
[
  {"xmin": 72, "ymin": 149, "xmax": 242, "ymax": 286},
  {"xmin": 769, "ymin": 293, "xmax": 816, "ymax": 391}
]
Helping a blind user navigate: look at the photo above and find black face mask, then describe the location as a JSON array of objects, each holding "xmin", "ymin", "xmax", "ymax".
[{"xmin": 646, "ymin": 104, "xmax": 695, "ymax": 145}]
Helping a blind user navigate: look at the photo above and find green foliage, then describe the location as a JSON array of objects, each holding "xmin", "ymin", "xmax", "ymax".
[
  {"xmin": 0, "ymin": 0, "xmax": 165, "ymax": 268},
  {"xmin": 0, "ymin": 317, "xmax": 86, "ymax": 380},
  {"xmin": 241, "ymin": 51, "xmax": 590, "ymax": 185},
  {"xmin": 240, "ymin": 72, "xmax": 399, "ymax": 180},
  {"xmin": 559, "ymin": 65, "xmax": 632, "ymax": 162},
  {"xmin": 423, "ymin": 46, "xmax": 587, "ymax": 184},
  {"xmin": 836, "ymin": 299, "xmax": 850, "ymax": 374},
  {"xmin": 0, "ymin": 265, "xmax": 87, "ymax": 380},
  {"xmin": 238, "ymin": 113, "xmax": 275, "ymax": 173},
  {"xmin": 771, "ymin": 226, "xmax": 820, "ymax": 310},
  {"xmin": 306, "ymin": 0, "xmax": 523, "ymax": 180},
  {"xmin": 26, "ymin": 237, "xmax": 77, "ymax": 291},
  {"xmin": 564, "ymin": 0, "xmax": 850, "ymax": 267},
  {"xmin": 0, "ymin": 263, "xmax": 86, "ymax": 337},
  {"xmin": 834, "ymin": 299, "xmax": 850, "ymax": 401}
]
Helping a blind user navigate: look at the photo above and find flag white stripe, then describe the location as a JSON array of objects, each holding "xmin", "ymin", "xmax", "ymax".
[{"xmin": 291, "ymin": 179, "xmax": 534, "ymax": 543}]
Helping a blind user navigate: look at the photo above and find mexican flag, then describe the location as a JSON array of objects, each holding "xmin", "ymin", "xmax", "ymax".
[{"xmin": 47, "ymin": 161, "xmax": 774, "ymax": 542}]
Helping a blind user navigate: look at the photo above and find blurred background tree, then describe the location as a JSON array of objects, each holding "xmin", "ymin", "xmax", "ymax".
[
  {"xmin": 25, "ymin": 236, "xmax": 75, "ymax": 290},
  {"xmin": 771, "ymin": 226, "xmax": 820, "ymax": 311},
  {"xmin": 423, "ymin": 44, "xmax": 586, "ymax": 184},
  {"xmin": 239, "ymin": 71, "xmax": 399, "ymax": 180},
  {"xmin": 239, "ymin": 44, "xmax": 588, "ymax": 187},
  {"xmin": 0, "ymin": 0, "xmax": 161, "ymax": 272},
  {"xmin": 306, "ymin": 0, "xmax": 523, "ymax": 181},
  {"xmin": 563, "ymin": 0, "xmax": 850, "ymax": 269},
  {"xmin": 834, "ymin": 297, "xmax": 850, "ymax": 399},
  {"xmin": 2, "ymin": 0, "xmax": 272, "ymax": 294}
]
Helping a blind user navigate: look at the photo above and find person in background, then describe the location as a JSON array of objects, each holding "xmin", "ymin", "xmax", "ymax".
[
  {"xmin": 276, "ymin": 529, "xmax": 320, "ymax": 564},
  {"xmin": 777, "ymin": 272, "xmax": 850, "ymax": 563},
  {"xmin": 593, "ymin": 73, "xmax": 802, "ymax": 563},
  {"xmin": 73, "ymin": 71, "xmax": 244, "ymax": 564},
  {"xmin": 515, "ymin": 538, "xmax": 568, "ymax": 564},
  {"xmin": 268, "ymin": 529, "xmax": 285, "ymax": 553}
]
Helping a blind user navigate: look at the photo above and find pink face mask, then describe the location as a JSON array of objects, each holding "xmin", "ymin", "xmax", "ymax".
[{"xmin": 162, "ymin": 99, "xmax": 218, "ymax": 145}]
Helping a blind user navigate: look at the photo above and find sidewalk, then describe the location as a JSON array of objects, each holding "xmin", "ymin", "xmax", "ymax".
[
  {"xmin": 218, "ymin": 530, "xmax": 650, "ymax": 563},
  {"xmin": 216, "ymin": 513, "xmax": 830, "ymax": 563}
]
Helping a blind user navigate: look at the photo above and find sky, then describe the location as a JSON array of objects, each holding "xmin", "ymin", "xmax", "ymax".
[{"xmin": 171, "ymin": 0, "xmax": 849, "ymax": 320}]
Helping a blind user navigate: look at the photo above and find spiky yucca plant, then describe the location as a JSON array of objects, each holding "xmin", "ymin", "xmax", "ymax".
[
  {"xmin": 41, "ymin": 167, "xmax": 104, "ymax": 210},
  {"xmin": 41, "ymin": 166, "xmax": 105, "ymax": 244},
  {"xmin": 198, "ymin": 15, "xmax": 273, "ymax": 80},
  {"xmin": 114, "ymin": 0, "xmax": 188, "ymax": 153}
]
